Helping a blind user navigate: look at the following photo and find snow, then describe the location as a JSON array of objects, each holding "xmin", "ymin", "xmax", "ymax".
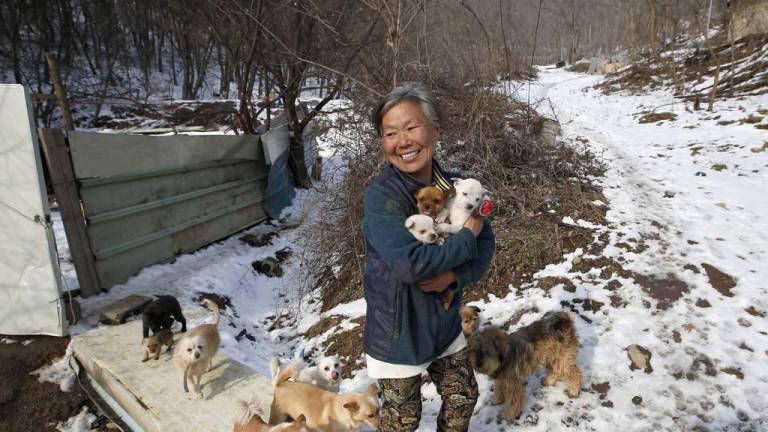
[
  {"xmin": 31, "ymin": 343, "xmax": 78, "ymax": 393},
  {"xmin": 47, "ymin": 68, "xmax": 768, "ymax": 430},
  {"xmin": 55, "ymin": 406, "xmax": 98, "ymax": 432}
]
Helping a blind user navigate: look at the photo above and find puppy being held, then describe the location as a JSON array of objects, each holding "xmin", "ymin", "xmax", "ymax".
[
  {"xmin": 467, "ymin": 311, "xmax": 582, "ymax": 421},
  {"xmin": 414, "ymin": 185, "xmax": 453, "ymax": 220},
  {"xmin": 436, "ymin": 178, "xmax": 489, "ymax": 235},
  {"xmin": 459, "ymin": 305, "xmax": 481, "ymax": 336},
  {"xmin": 233, "ymin": 394, "xmax": 308, "ymax": 432},
  {"xmin": 142, "ymin": 294, "xmax": 187, "ymax": 339},
  {"xmin": 142, "ymin": 328, "xmax": 174, "ymax": 362},
  {"xmin": 269, "ymin": 363, "xmax": 379, "ymax": 432},
  {"xmin": 174, "ymin": 299, "xmax": 221, "ymax": 399},
  {"xmin": 405, "ymin": 214, "xmax": 441, "ymax": 246}
]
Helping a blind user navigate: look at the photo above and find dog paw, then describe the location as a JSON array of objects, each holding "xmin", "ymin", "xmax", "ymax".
[
  {"xmin": 193, "ymin": 391, "xmax": 204, "ymax": 400},
  {"xmin": 541, "ymin": 376, "xmax": 556, "ymax": 386},
  {"xmin": 566, "ymin": 388, "xmax": 581, "ymax": 398}
]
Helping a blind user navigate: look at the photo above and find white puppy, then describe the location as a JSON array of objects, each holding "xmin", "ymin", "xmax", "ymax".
[
  {"xmin": 405, "ymin": 214, "xmax": 440, "ymax": 245},
  {"xmin": 437, "ymin": 178, "xmax": 487, "ymax": 234},
  {"xmin": 271, "ymin": 354, "xmax": 342, "ymax": 393},
  {"xmin": 174, "ymin": 299, "xmax": 220, "ymax": 399}
]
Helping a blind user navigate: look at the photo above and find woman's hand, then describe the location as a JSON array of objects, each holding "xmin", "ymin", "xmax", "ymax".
[
  {"xmin": 418, "ymin": 271, "xmax": 456, "ymax": 293},
  {"xmin": 464, "ymin": 215, "xmax": 483, "ymax": 237}
]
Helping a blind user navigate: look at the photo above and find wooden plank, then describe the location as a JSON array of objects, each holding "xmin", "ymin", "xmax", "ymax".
[
  {"xmin": 45, "ymin": 54, "xmax": 74, "ymax": 131},
  {"xmin": 38, "ymin": 128, "xmax": 102, "ymax": 297},
  {"xmin": 68, "ymin": 132, "xmax": 263, "ymax": 179},
  {"xmin": 98, "ymin": 294, "xmax": 152, "ymax": 325}
]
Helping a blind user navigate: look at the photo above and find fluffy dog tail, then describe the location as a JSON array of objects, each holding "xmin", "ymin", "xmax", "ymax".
[
  {"xmin": 233, "ymin": 393, "xmax": 265, "ymax": 426},
  {"xmin": 201, "ymin": 299, "xmax": 220, "ymax": 326},
  {"xmin": 275, "ymin": 365, "xmax": 298, "ymax": 387}
]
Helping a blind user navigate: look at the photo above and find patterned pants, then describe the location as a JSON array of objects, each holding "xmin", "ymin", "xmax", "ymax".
[{"xmin": 377, "ymin": 348, "xmax": 479, "ymax": 432}]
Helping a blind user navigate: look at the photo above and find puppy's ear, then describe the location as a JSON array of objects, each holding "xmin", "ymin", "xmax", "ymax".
[
  {"xmin": 443, "ymin": 188, "xmax": 456, "ymax": 200},
  {"xmin": 367, "ymin": 383, "xmax": 378, "ymax": 396},
  {"xmin": 343, "ymin": 401, "xmax": 360, "ymax": 413},
  {"xmin": 405, "ymin": 218, "xmax": 415, "ymax": 230},
  {"xmin": 451, "ymin": 177, "xmax": 462, "ymax": 187},
  {"xmin": 470, "ymin": 305, "xmax": 481, "ymax": 314}
]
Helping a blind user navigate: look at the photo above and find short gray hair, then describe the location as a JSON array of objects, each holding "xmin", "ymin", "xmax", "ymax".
[{"xmin": 371, "ymin": 82, "xmax": 441, "ymax": 137}]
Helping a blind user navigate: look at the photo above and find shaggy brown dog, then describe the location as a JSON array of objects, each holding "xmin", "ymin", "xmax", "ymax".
[
  {"xmin": 141, "ymin": 328, "xmax": 174, "ymax": 362},
  {"xmin": 459, "ymin": 305, "xmax": 481, "ymax": 336},
  {"xmin": 467, "ymin": 311, "xmax": 582, "ymax": 421}
]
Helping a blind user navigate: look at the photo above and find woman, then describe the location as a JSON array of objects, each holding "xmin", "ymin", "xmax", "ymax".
[{"xmin": 362, "ymin": 82, "xmax": 496, "ymax": 431}]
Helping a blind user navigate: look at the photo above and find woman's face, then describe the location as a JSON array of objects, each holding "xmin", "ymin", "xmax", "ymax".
[{"xmin": 380, "ymin": 101, "xmax": 439, "ymax": 183}]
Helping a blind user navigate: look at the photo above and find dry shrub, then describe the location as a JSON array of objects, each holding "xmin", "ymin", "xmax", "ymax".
[
  {"xmin": 298, "ymin": 78, "xmax": 605, "ymax": 313},
  {"xmin": 598, "ymin": 33, "xmax": 768, "ymax": 99}
]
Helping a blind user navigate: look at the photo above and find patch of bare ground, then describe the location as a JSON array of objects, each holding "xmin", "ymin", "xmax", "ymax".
[
  {"xmin": 537, "ymin": 277, "xmax": 576, "ymax": 293},
  {"xmin": 720, "ymin": 367, "xmax": 744, "ymax": 380},
  {"xmin": 501, "ymin": 306, "xmax": 541, "ymax": 330},
  {"xmin": 701, "ymin": 263, "xmax": 737, "ymax": 297},
  {"xmin": 0, "ymin": 336, "xmax": 110, "ymax": 432},
  {"xmin": 633, "ymin": 273, "xmax": 690, "ymax": 310},
  {"xmin": 744, "ymin": 306, "xmax": 765, "ymax": 317}
]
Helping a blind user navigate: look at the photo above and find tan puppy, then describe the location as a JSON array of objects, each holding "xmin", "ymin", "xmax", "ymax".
[
  {"xmin": 269, "ymin": 365, "xmax": 379, "ymax": 432},
  {"xmin": 142, "ymin": 328, "xmax": 174, "ymax": 362},
  {"xmin": 414, "ymin": 186, "xmax": 453, "ymax": 219},
  {"xmin": 233, "ymin": 394, "xmax": 308, "ymax": 432},
  {"xmin": 174, "ymin": 299, "xmax": 221, "ymax": 399},
  {"xmin": 459, "ymin": 305, "xmax": 481, "ymax": 336}
]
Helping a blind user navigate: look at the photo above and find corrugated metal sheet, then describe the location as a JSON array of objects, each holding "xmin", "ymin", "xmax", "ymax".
[{"xmin": 67, "ymin": 132, "xmax": 269, "ymax": 288}]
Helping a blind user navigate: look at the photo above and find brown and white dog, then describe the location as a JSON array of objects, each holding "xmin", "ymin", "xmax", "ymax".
[
  {"xmin": 174, "ymin": 299, "xmax": 221, "ymax": 399},
  {"xmin": 414, "ymin": 186, "xmax": 453, "ymax": 219},
  {"xmin": 269, "ymin": 364, "xmax": 379, "ymax": 431},
  {"xmin": 142, "ymin": 328, "xmax": 174, "ymax": 362},
  {"xmin": 459, "ymin": 305, "xmax": 481, "ymax": 336}
]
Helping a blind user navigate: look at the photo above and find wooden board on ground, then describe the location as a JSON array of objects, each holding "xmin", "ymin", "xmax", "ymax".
[{"xmin": 99, "ymin": 294, "xmax": 153, "ymax": 325}]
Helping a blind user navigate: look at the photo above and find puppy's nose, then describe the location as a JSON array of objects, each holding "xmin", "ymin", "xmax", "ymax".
[
  {"xmin": 332, "ymin": 371, "xmax": 339, "ymax": 380},
  {"xmin": 465, "ymin": 204, "xmax": 474, "ymax": 210},
  {"xmin": 429, "ymin": 233, "xmax": 437, "ymax": 241},
  {"xmin": 194, "ymin": 352, "xmax": 200, "ymax": 359}
]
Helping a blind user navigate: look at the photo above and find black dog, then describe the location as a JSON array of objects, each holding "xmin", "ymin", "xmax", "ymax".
[{"xmin": 142, "ymin": 295, "xmax": 187, "ymax": 338}]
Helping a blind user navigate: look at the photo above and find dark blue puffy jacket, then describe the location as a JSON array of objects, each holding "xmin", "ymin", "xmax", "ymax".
[{"xmin": 362, "ymin": 164, "xmax": 496, "ymax": 365}]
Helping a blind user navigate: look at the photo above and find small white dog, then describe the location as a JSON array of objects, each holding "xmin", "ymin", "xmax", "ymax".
[
  {"xmin": 437, "ymin": 178, "xmax": 488, "ymax": 234},
  {"xmin": 174, "ymin": 299, "xmax": 220, "ymax": 399},
  {"xmin": 405, "ymin": 214, "xmax": 441, "ymax": 245},
  {"xmin": 270, "ymin": 354, "xmax": 342, "ymax": 393}
]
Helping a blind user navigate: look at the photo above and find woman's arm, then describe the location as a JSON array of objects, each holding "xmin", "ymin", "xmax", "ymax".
[
  {"xmin": 363, "ymin": 184, "xmax": 478, "ymax": 284},
  {"xmin": 452, "ymin": 217, "xmax": 495, "ymax": 289}
]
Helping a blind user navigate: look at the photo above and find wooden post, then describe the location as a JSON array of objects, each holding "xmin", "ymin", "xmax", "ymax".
[
  {"xmin": 45, "ymin": 53, "xmax": 75, "ymax": 131},
  {"xmin": 38, "ymin": 128, "xmax": 102, "ymax": 297}
]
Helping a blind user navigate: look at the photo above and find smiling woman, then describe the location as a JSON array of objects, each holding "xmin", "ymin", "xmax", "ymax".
[{"xmin": 361, "ymin": 82, "xmax": 496, "ymax": 431}]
